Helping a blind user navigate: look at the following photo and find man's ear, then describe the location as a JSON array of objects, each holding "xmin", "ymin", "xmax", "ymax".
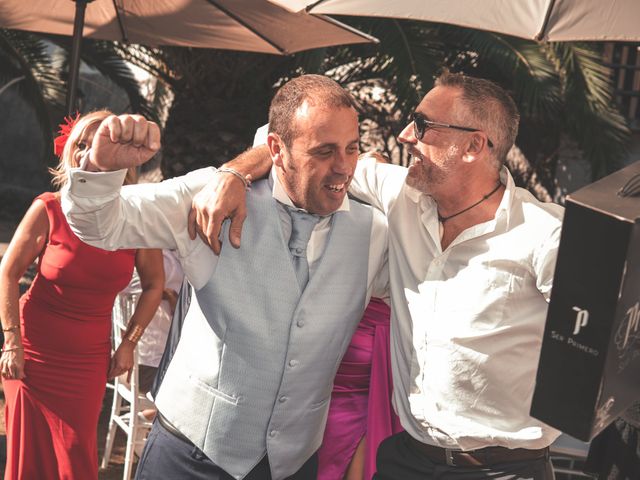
[
  {"xmin": 462, "ymin": 132, "xmax": 485, "ymax": 163},
  {"xmin": 267, "ymin": 133, "xmax": 285, "ymax": 168}
]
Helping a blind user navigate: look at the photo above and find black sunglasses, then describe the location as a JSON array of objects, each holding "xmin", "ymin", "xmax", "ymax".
[{"xmin": 412, "ymin": 112, "xmax": 494, "ymax": 149}]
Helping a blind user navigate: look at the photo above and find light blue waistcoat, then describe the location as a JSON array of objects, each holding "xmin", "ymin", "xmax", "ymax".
[{"xmin": 155, "ymin": 179, "xmax": 373, "ymax": 480}]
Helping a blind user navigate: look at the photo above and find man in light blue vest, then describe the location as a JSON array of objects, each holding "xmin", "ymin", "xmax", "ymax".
[{"xmin": 61, "ymin": 75, "xmax": 388, "ymax": 480}]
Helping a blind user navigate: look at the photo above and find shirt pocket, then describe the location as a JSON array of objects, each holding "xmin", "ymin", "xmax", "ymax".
[{"xmin": 436, "ymin": 265, "xmax": 515, "ymax": 330}]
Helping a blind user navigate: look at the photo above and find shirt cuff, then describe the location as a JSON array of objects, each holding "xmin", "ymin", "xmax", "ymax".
[{"xmin": 67, "ymin": 167, "xmax": 128, "ymax": 198}]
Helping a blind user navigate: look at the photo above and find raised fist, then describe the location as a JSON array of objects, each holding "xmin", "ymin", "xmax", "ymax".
[{"xmin": 90, "ymin": 114, "xmax": 161, "ymax": 171}]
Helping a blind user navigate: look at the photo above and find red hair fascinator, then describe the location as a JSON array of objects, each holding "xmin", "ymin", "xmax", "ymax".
[{"xmin": 53, "ymin": 113, "xmax": 81, "ymax": 157}]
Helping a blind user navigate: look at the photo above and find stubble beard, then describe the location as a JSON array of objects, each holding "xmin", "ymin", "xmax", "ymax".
[{"xmin": 407, "ymin": 144, "xmax": 460, "ymax": 194}]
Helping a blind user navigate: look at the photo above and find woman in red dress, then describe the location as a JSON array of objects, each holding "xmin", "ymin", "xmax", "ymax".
[{"xmin": 0, "ymin": 111, "xmax": 164, "ymax": 479}]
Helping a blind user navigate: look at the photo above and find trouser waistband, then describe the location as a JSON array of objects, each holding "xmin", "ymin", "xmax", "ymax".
[
  {"xmin": 407, "ymin": 436, "xmax": 549, "ymax": 467},
  {"xmin": 157, "ymin": 411, "xmax": 193, "ymax": 444}
]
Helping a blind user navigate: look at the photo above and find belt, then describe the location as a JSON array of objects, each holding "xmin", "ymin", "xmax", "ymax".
[
  {"xmin": 407, "ymin": 436, "xmax": 549, "ymax": 467},
  {"xmin": 157, "ymin": 412, "xmax": 192, "ymax": 444}
]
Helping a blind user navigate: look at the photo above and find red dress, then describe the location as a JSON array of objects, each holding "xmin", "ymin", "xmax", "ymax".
[{"xmin": 3, "ymin": 192, "xmax": 135, "ymax": 480}]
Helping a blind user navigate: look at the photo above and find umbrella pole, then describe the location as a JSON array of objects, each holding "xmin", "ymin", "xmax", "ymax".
[{"xmin": 66, "ymin": 0, "xmax": 92, "ymax": 114}]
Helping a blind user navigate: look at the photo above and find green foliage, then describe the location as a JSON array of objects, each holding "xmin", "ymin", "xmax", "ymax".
[
  {"xmin": 2, "ymin": 17, "xmax": 630, "ymax": 188},
  {"xmin": 0, "ymin": 29, "xmax": 64, "ymax": 161},
  {"xmin": 546, "ymin": 43, "xmax": 630, "ymax": 178},
  {"xmin": 304, "ymin": 19, "xmax": 630, "ymax": 183},
  {"xmin": 0, "ymin": 28, "xmax": 168, "ymax": 164}
]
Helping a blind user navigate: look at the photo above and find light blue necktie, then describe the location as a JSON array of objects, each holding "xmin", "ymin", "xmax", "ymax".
[{"xmin": 286, "ymin": 207, "xmax": 320, "ymax": 289}]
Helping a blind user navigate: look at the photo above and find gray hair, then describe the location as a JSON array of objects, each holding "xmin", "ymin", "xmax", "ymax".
[{"xmin": 435, "ymin": 71, "xmax": 519, "ymax": 167}]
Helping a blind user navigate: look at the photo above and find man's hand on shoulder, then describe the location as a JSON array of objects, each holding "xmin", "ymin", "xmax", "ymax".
[
  {"xmin": 91, "ymin": 114, "xmax": 161, "ymax": 171},
  {"xmin": 188, "ymin": 144, "xmax": 271, "ymax": 255},
  {"xmin": 187, "ymin": 170, "xmax": 249, "ymax": 255}
]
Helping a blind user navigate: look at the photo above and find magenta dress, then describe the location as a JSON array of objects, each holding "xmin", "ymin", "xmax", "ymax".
[{"xmin": 317, "ymin": 298, "xmax": 403, "ymax": 480}]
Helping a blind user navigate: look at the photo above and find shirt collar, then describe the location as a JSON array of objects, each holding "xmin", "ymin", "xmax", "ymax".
[
  {"xmin": 404, "ymin": 182, "xmax": 423, "ymax": 204},
  {"xmin": 270, "ymin": 166, "xmax": 350, "ymax": 213},
  {"xmin": 496, "ymin": 166, "xmax": 514, "ymax": 226}
]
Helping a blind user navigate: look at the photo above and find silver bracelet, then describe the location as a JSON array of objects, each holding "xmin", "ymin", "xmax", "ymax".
[{"xmin": 216, "ymin": 167, "xmax": 251, "ymax": 190}]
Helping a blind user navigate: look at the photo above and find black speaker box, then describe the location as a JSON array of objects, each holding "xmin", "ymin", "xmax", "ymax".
[{"xmin": 531, "ymin": 160, "xmax": 640, "ymax": 441}]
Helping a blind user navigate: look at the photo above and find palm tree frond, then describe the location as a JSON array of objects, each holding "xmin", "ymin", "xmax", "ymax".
[{"xmin": 0, "ymin": 29, "xmax": 63, "ymax": 162}]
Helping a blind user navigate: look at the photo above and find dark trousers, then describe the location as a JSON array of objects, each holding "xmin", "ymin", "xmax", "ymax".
[
  {"xmin": 374, "ymin": 432, "xmax": 554, "ymax": 480},
  {"xmin": 135, "ymin": 419, "xmax": 318, "ymax": 480}
]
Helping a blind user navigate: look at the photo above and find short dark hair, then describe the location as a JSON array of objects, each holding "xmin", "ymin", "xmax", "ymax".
[
  {"xmin": 269, "ymin": 74, "xmax": 357, "ymax": 147},
  {"xmin": 435, "ymin": 71, "xmax": 520, "ymax": 166}
]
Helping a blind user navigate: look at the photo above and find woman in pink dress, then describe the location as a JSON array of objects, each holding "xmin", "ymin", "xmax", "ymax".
[{"xmin": 318, "ymin": 298, "xmax": 402, "ymax": 480}]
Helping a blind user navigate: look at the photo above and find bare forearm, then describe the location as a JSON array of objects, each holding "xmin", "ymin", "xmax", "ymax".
[
  {"xmin": 109, "ymin": 280, "xmax": 162, "ymax": 378},
  {"xmin": 0, "ymin": 270, "xmax": 26, "ymax": 379},
  {"xmin": 126, "ymin": 287, "xmax": 162, "ymax": 333},
  {"xmin": 125, "ymin": 248, "xmax": 164, "ymax": 341},
  {"xmin": 0, "ymin": 271, "xmax": 23, "ymax": 348},
  {"xmin": 223, "ymin": 145, "xmax": 271, "ymax": 180}
]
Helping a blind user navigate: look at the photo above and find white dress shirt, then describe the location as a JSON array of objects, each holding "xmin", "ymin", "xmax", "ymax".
[
  {"xmin": 350, "ymin": 158, "xmax": 565, "ymax": 451},
  {"xmin": 61, "ymin": 166, "xmax": 388, "ymax": 299}
]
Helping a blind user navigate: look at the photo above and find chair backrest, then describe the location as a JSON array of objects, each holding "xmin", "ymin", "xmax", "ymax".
[
  {"xmin": 549, "ymin": 434, "xmax": 593, "ymax": 478},
  {"xmin": 550, "ymin": 433, "xmax": 591, "ymax": 459},
  {"xmin": 102, "ymin": 291, "xmax": 154, "ymax": 479}
]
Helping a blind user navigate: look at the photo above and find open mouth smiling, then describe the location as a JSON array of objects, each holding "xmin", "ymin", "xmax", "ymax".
[{"xmin": 326, "ymin": 183, "xmax": 345, "ymax": 193}]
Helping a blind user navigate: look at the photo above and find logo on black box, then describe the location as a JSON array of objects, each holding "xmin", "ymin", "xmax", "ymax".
[
  {"xmin": 615, "ymin": 301, "xmax": 640, "ymax": 372},
  {"xmin": 621, "ymin": 302, "xmax": 639, "ymax": 349},
  {"xmin": 572, "ymin": 306, "xmax": 589, "ymax": 335}
]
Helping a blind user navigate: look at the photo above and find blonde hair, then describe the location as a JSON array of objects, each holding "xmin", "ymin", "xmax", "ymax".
[{"xmin": 49, "ymin": 110, "xmax": 140, "ymax": 188}]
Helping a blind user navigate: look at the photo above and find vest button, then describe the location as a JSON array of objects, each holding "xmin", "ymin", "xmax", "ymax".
[
  {"xmin": 278, "ymin": 396, "xmax": 288, "ymax": 403},
  {"xmin": 269, "ymin": 430, "xmax": 277, "ymax": 437},
  {"xmin": 295, "ymin": 247, "xmax": 303, "ymax": 255},
  {"xmin": 288, "ymin": 359, "xmax": 298, "ymax": 367},
  {"xmin": 297, "ymin": 320, "xmax": 305, "ymax": 327}
]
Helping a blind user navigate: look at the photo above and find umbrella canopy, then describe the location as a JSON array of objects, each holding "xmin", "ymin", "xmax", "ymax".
[
  {"xmin": 270, "ymin": 0, "xmax": 640, "ymax": 42},
  {"xmin": 0, "ymin": 0, "xmax": 376, "ymax": 54},
  {"xmin": 0, "ymin": 0, "xmax": 377, "ymax": 112}
]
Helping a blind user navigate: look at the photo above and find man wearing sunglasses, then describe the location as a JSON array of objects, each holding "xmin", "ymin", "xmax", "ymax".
[{"xmin": 189, "ymin": 71, "xmax": 564, "ymax": 480}]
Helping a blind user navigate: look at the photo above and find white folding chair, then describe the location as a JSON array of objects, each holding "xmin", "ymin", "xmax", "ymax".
[
  {"xmin": 550, "ymin": 433, "xmax": 594, "ymax": 479},
  {"xmin": 101, "ymin": 292, "xmax": 155, "ymax": 480}
]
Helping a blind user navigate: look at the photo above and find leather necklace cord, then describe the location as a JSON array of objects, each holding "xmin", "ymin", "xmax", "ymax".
[{"xmin": 438, "ymin": 181, "xmax": 502, "ymax": 223}]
